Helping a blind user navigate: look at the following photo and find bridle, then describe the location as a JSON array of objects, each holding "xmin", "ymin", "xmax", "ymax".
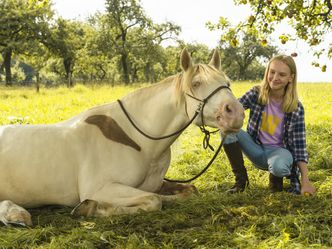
[
  {"xmin": 117, "ymin": 84, "xmax": 231, "ymax": 183},
  {"xmin": 185, "ymin": 85, "xmax": 230, "ymax": 151}
]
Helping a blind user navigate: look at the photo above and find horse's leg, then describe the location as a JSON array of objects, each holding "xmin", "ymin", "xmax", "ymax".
[
  {"xmin": 148, "ymin": 149, "xmax": 198, "ymax": 201},
  {"xmin": 71, "ymin": 183, "xmax": 163, "ymax": 217},
  {"xmin": 157, "ymin": 180, "xmax": 198, "ymax": 199},
  {"xmin": 0, "ymin": 200, "xmax": 32, "ymax": 227}
]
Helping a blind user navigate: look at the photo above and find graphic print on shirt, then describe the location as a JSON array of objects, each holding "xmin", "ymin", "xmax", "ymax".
[
  {"xmin": 260, "ymin": 112, "xmax": 281, "ymax": 135},
  {"xmin": 258, "ymin": 100, "xmax": 285, "ymax": 147}
]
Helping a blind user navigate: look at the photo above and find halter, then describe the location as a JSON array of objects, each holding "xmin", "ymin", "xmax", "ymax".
[
  {"xmin": 117, "ymin": 84, "xmax": 231, "ymax": 183},
  {"xmin": 117, "ymin": 85, "xmax": 230, "ymax": 141},
  {"xmin": 185, "ymin": 85, "xmax": 231, "ymax": 151}
]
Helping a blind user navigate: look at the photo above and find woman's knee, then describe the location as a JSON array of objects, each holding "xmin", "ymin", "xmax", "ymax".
[
  {"xmin": 223, "ymin": 133, "xmax": 238, "ymax": 144},
  {"xmin": 269, "ymin": 158, "xmax": 292, "ymax": 177},
  {"xmin": 222, "ymin": 129, "xmax": 249, "ymax": 145}
]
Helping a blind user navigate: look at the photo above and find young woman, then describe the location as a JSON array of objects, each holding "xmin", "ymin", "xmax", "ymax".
[{"xmin": 223, "ymin": 54, "xmax": 316, "ymax": 195}]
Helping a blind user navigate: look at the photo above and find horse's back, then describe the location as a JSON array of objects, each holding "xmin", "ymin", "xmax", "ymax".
[{"xmin": 0, "ymin": 124, "xmax": 77, "ymax": 162}]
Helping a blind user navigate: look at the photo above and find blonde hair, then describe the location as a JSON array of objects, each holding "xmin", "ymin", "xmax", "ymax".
[{"xmin": 258, "ymin": 55, "xmax": 298, "ymax": 113}]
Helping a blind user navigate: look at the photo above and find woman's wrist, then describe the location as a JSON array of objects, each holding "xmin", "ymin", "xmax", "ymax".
[{"xmin": 301, "ymin": 177, "xmax": 310, "ymax": 184}]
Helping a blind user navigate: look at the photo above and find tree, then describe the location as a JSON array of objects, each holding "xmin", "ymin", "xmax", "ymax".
[
  {"xmin": 74, "ymin": 24, "xmax": 109, "ymax": 82},
  {"xmin": 46, "ymin": 19, "xmax": 86, "ymax": 87},
  {"xmin": 207, "ymin": 0, "xmax": 332, "ymax": 72},
  {"xmin": 127, "ymin": 22, "xmax": 180, "ymax": 82},
  {"xmin": 103, "ymin": 0, "xmax": 180, "ymax": 84},
  {"xmin": 0, "ymin": 0, "xmax": 53, "ymax": 85},
  {"xmin": 19, "ymin": 42, "xmax": 50, "ymax": 91},
  {"xmin": 162, "ymin": 43, "xmax": 212, "ymax": 78},
  {"xmin": 103, "ymin": 0, "xmax": 150, "ymax": 84},
  {"xmin": 219, "ymin": 34, "xmax": 278, "ymax": 81}
]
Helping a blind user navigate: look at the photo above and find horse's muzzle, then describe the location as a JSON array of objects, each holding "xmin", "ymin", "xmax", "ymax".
[{"xmin": 216, "ymin": 101, "xmax": 245, "ymax": 133}]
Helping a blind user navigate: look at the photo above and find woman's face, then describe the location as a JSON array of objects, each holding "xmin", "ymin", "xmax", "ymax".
[{"xmin": 267, "ymin": 60, "xmax": 294, "ymax": 92}]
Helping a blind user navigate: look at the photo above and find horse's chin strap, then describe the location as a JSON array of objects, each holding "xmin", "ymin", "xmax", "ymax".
[{"xmin": 185, "ymin": 85, "xmax": 230, "ymax": 151}]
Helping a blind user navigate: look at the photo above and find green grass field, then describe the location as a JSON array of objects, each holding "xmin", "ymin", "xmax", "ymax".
[{"xmin": 0, "ymin": 82, "xmax": 331, "ymax": 249}]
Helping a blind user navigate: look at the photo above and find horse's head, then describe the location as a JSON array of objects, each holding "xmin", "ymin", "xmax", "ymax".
[{"xmin": 178, "ymin": 48, "xmax": 244, "ymax": 134}]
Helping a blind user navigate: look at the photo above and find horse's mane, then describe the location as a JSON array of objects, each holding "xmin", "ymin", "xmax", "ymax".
[{"xmin": 121, "ymin": 63, "xmax": 229, "ymax": 108}]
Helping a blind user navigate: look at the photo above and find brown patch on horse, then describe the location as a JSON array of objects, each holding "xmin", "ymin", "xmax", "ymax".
[
  {"xmin": 85, "ymin": 115, "xmax": 141, "ymax": 151},
  {"xmin": 158, "ymin": 181, "xmax": 198, "ymax": 197}
]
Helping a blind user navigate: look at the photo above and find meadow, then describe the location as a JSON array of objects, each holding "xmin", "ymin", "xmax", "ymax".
[{"xmin": 0, "ymin": 82, "xmax": 331, "ymax": 249}]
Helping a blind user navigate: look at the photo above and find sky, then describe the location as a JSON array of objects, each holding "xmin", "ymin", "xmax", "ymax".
[{"xmin": 52, "ymin": 0, "xmax": 332, "ymax": 82}]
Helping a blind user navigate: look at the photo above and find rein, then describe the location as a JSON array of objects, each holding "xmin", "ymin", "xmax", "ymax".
[
  {"xmin": 117, "ymin": 85, "xmax": 230, "ymax": 182},
  {"xmin": 163, "ymin": 136, "xmax": 226, "ymax": 183},
  {"xmin": 117, "ymin": 99, "xmax": 199, "ymax": 140}
]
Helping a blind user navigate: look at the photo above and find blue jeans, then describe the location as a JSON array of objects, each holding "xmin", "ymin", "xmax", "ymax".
[{"xmin": 224, "ymin": 130, "xmax": 293, "ymax": 177}]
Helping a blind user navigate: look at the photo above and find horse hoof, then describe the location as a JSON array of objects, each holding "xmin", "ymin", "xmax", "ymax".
[
  {"xmin": 71, "ymin": 199, "xmax": 98, "ymax": 217},
  {"xmin": 6, "ymin": 211, "xmax": 33, "ymax": 227},
  {"xmin": 0, "ymin": 200, "xmax": 33, "ymax": 227},
  {"xmin": 182, "ymin": 184, "xmax": 199, "ymax": 197},
  {"xmin": 1, "ymin": 213, "xmax": 33, "ymax": 227}
]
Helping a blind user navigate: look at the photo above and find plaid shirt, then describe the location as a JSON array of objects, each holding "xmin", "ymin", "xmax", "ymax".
[{"xmin": 239, "ymin": 86, "xmax": 308, "ymax": 194}]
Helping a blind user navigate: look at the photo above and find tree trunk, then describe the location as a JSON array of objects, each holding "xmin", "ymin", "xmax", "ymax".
[
  {"xmin": 67, "ymin": 72, "xmax": 72, "ymax": 87},
  {"xmin": 131, "ymin": 65, "xmax": 138, "ymax": 83},
  {"xmin": 121, "ymin": 53, "xmax": 129, "ymax": 84},
  {"xmin": 64, "ymin": 58, "xmax": 73, "ymax": 87},
  {"xmin": 35, "ymin": 72, "xmax": 40, "ymax": 93},
  {"xmin": 144, "ymin": 63, "xmax": 151, "ymax": 82},
  {"xmin": 3, "ymin": 49, "xmax": 12, "ymax": 86},
  {"xmin": 0, "ymin": 60, "xmax": 4, "ymax": 82},
  {"xmin": 97, "ymin": 64, "xmax": 106, "ymax": 80},
  {"xmin": 237, "ymin": 60, "xmax": 249, "ymax": 81}
]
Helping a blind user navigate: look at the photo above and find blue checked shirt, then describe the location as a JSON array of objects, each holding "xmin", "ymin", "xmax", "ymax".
[{"xmin": 239, "ymin": 86, "xmax": 308, "ymax": 194}]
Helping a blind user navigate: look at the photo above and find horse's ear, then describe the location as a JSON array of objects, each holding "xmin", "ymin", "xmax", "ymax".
[
  {"xmin": 209, "ymin": 49, "xmax": 221, "ymax": 70},
  {"xmin": 180, "ymin": 48, "xmax": 193, "ymax": 72}
]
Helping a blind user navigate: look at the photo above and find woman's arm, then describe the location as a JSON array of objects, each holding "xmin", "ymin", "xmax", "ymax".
[
  {"xmin": 238, "ymin": 86, "xmax": 259, "ymax": 110},
  {"xmin": 297, "ymin": 161, "xmax": 316, "ymax": 195}
]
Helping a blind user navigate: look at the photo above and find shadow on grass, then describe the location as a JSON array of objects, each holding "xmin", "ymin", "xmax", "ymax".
[{"xmin": 1, "ymin": 185, "xmax": 331, "ymax": 249}]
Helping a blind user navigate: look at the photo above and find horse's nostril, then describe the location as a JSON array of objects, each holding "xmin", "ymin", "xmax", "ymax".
[{"xmin": 225, "ymin": 104, "xmax": 232, "ymax": 113}]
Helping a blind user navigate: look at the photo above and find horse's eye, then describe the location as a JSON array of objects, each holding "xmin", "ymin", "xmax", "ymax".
[{"xmin": 192, "ymin": 81, "xmax": 201, "ymax": 88}]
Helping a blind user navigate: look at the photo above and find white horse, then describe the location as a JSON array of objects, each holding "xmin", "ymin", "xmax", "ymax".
[{"xmin": 0, "ymin": 49, "xmax": 244, "ymax": 226}]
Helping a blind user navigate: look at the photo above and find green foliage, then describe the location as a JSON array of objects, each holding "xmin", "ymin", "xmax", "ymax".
[
  {"xmin": 10, "ymin": 61, "xmax": 26, "ymax": 83},
  {"xmin": 0, "ymin": 0, "xmax": 279, "ymax": 86},
  {"xmin": 219, "ymin": 33, "xmax": 278, "ymax": 81},
  {"xmin": 0, "ymin": 0, "xmax": 52, "ymax": 49},
  {"xmin": 45, "ymin": 18, "xmax": 88, "ymax": 86},
  {"xmin": 0, "ymin": 0, "xmax": 53, "ymax": 84},
  {"xmin": 0, "ymin": 0, "xmax": 181, "ymax": 86},
  {"xmin": 208, "ymin": 0, "xmax": 332, "ymax": 71},
  {"xmin": 0, "ymin": 82, "xmax": 331, "ymax": 248},
  {"xmin": 100, "ymin": 0, "xmax": 180, "ymax": 84}
]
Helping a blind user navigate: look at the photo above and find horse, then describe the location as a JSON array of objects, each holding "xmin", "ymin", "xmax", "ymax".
[{"xmin": 0, "ymin": 48, "xmax": 244, "ymax": 227}]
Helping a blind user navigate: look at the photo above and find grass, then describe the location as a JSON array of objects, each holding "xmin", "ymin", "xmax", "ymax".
[{"xmin": 0, "ymin": 82, "xmax": 331, "ymax": 249}]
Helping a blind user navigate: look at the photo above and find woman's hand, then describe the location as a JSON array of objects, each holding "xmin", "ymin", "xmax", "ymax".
[
  {"xmin": 297, "ymin": 161, "xmax": 316, "ymax": 196},
  {"xmin": 301, "ymin": 180, "xmax": 316, "ymax": 196}
]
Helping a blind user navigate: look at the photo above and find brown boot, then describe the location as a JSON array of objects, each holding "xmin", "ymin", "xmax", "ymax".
[
  {"xmin": 269, "ymin": 173, "xmax": 283, "ymax": 192},
  {"xmin": 223, "ymin": 142, "xmax": 249, "ymax": 193}
]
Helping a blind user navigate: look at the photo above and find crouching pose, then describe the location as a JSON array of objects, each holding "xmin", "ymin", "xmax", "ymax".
[{"xmin": 223, "ymin": 54, "xmax": 316, "ymax": 195}]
